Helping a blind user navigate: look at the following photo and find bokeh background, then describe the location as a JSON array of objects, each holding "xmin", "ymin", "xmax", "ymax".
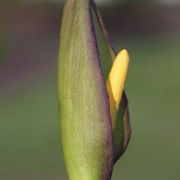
[{"xmin": 0, "ymin": 0, "xmax": 180, "ymax": 179}]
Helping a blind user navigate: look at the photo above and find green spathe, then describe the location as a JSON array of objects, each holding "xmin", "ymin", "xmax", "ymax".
[{"xmin": 57, "ymin": 0, "xmax": 131, "ymax": 180}]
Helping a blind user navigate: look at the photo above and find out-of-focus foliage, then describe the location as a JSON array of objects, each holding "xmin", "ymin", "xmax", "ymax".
[
  {"xmin": 1, "ymin": 36, "xmax": 180, "ymax": 180},
  {"xmin": 0, "ymin": 32, "xmax": 7, "ymax": 61},
  {"xmin": 0, "ymin": 1, "xmax": 180, "ymax": 180},
  {"xmin": 1, "ymin": 0, "xmax": 180, "ymax": 6}
]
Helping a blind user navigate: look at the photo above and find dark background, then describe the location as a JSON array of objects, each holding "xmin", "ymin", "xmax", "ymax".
[{"xmin": 0, "ymin": 0, "xmax": 180, "ymax": 179}]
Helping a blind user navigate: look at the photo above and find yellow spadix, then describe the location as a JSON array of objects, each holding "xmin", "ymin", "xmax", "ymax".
[{"xmin": 106, "ymin": 49, "xmax": 130, "ymax": 128}]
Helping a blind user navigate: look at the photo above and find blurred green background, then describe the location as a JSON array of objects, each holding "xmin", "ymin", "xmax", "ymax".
[{"xmin": 0, "ymin": 0, "xmax": 180, "ymax": 179}]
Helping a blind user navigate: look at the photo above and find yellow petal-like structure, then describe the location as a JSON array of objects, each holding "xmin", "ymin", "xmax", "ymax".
[{"xmin": 106, "ymin": 49, "xmax": 130, "ymax": 128}]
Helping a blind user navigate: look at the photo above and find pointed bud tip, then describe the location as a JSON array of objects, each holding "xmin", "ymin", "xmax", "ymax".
[{"xmin": 117, "ymin": 49, "xmax": 129, "ymax": 62}]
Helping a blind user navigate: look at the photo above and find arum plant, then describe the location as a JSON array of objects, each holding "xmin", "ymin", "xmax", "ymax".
[{"xmin": 57, "ymin": 0, "xmax": 131, "ymax": 180}]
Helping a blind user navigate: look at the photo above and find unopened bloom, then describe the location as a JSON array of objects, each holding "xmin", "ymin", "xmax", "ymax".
[{"xmin": 57, "ymin": 0, "xmax": 131, "ymax": 180}]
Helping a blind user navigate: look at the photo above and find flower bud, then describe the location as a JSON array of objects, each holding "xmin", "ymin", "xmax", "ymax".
[{"xmin": 57, "ymin": 0, "xmax": 131, "ymax": 179}]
